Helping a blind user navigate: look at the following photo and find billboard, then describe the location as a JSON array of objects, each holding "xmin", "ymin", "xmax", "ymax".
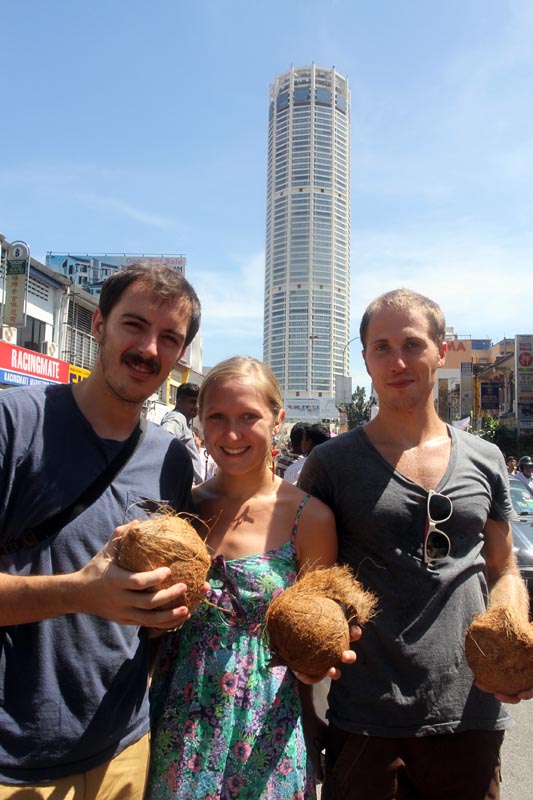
[
  {"xmin": 460, "ymin": 362, "xmax": 473, "ymax": 418},
  {"xmin": 515, "ymin": 335, "xmax": 533, "ymax": 403},
  {"xmin": 284, "ymin": 399, "xmax": 321, "ymax": 421},
  {"xmin": 515, "ymin": 335, "xmax": 533, "ymax": 433},
  {"xmin": 45, "ymin": 253, "xmax": 186, "ymax": 295},
  {"xmin": 335, "ymin": 374, "xmax": 352, "ymax": 405}
]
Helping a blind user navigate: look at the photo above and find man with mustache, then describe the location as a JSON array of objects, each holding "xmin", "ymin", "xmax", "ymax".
[{"xmin": 0, "ymin": 263, "xmax": 201, "ymax": 798}]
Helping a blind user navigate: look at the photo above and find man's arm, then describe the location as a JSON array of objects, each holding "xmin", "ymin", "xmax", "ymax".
[
  {"xmin": 160, "ymin": 411, "xmax": 181, "ymax": 437},
  {"xmin": 483, "ymin": 517, "xmax": 529, "ymax": 617},
  {"xmin": 294, "ymin": 472, "xmax": 362, "ymax": 685},
  {"xmin": 478, "ymin": 517, "xmax": 532, "ymax": 703},
  {"xmin": 180, "ymin": 428, "xmax": 205, "ymax": 485}
]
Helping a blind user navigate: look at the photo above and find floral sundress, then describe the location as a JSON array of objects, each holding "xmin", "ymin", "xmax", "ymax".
[{"xmin": 146, "ymin": 497, "xmax": 316, "ymax": 800}]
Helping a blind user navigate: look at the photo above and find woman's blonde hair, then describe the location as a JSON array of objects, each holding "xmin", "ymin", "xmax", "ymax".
[{"xmin": 198, "ymin": 356, "xmax": 283, "ymax": 420}]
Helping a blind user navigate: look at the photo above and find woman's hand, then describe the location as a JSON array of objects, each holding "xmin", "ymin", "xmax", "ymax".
[
  {"xmin": 476, "ymin": 681, "xmax": 533, "ymax": 704},
  {"xmin": 294, "ymin": 625, "xmax": 361, "ymax": 684}
]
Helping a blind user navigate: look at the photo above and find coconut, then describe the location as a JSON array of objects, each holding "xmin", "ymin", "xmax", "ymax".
[
  {"xmin": 115, "ymin": 514, "xmax": 210, "ymax": 607},
  {"xmin": 265, "ymin": 565, "xmax": 377, "ymax": 677},
  {"xmin": 465, "ymin": 605, "xmax": 533, "ymax": 695}
]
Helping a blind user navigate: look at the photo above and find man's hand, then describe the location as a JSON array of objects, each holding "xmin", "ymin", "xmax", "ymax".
[{"xmin": 71, "ymin": 521, "xmax": 196, "ymax": 629}]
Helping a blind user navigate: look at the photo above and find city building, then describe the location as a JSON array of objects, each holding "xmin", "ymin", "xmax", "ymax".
[
  {"xmin": 0, "ymin": 234, "xmax": 98, "ymax": 388},
  {"xmin": 362, "ymin": 323, "xmax": 532, "ymax": 443},
  {"xmin": 1, "ymin": 236, "xmax": 202, "ymax": 415},
  {"xmin": 433, "ymin": 330, "xmax": 533, "ymax": 436},
  {"xmin": 263, "ymin": 65, "xmax": 351, "ymax": 422},
  {"xmin": 44, "ymin": 249, "xmax": 205, "ymax": 419}
]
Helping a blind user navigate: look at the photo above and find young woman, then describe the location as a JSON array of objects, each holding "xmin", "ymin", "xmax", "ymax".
[{"xmin": 146, "ymin": 357, "xmax": 349, "ymax": 800}]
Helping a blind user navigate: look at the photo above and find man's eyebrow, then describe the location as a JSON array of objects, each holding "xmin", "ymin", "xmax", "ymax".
[
  {"xmin": 121, "ymin": 312, "xmax": 182, "ymax": 336},
  {"xmin": 120, "ymin": 311, "xmax": 148, "ymax": 323}
]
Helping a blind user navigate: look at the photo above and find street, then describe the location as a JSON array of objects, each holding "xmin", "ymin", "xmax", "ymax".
[{"xmin": 500, "ymin": 699, "xmax": 533, "ymax": 799}]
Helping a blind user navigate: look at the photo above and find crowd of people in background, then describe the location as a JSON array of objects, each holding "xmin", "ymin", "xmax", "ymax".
[
  {"xmin": 160, "ymin": 382, "xmax": 204, "ymax": 485},
  {"xmin": 275, "ymin": 421, "xmax": 331, "ymax": 483},
  {"xmin": 506, "ymin": 453, "xmax": 533, "ymax": 495}
]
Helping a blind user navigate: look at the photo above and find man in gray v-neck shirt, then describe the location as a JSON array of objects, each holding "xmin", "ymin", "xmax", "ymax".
[{"xmin": 300, "ymin": 288, "xmax": 530, "ymax": 800}]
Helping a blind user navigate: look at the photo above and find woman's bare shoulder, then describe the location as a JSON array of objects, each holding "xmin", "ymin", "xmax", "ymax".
[{"xmin": 302, "ymin": 493, "xmax": 335, "ymax": 525}]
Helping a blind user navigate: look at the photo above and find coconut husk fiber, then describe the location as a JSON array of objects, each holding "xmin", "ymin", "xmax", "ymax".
[
  {"xmin": 265, "ymin": 564, "xmax": 377, "ymax": 678},
  {"xmin": 115, "ymin": 514, "xmax": 210, "ymax": 607},
  {"xmin": 465, "ymin": 605, "xmax": 533, "ymax": 695}
]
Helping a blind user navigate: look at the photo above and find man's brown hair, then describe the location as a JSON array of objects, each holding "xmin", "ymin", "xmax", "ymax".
[{"xmin": 359, "ymin": 288, "xmax": 446, "ymax": 350}]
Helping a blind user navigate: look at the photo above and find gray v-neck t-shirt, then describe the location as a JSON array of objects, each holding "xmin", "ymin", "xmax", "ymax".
[{"xmin": 299, "ymin": 425, "xmax": 513, "ymax": 737}]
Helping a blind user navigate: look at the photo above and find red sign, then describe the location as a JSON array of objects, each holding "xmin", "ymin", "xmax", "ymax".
[
  {"xmin": 519, "ymin": 352, "xmax": 533, "ymax": 367},
  {"xmin": 447, "ymin": 341, "xmax": 467, "ymax": 352},
  {"xmin": 0, "ymin": 341, "xmax": 70, "ymax": 385}
]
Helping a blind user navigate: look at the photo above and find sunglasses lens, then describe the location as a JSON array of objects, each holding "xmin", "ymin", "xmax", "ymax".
[
  {"xmin": 428, "ymin": 493, "xmax": 452, "ymax": 522},
  {"xmin": 426, "ymin": 531, "xmax": 450, "ymax": 560}
]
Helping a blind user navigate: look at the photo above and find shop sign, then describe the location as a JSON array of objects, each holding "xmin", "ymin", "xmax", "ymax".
[
  {"xmin": 0, "ymin": 341, "xmax": 70, "ymax": 387},
  {"xmin": 480, "ymin": 381, "xmax": 500, "ymax": 409},
  {"xmin": 68, "ymin": 365, "xmax": 91, "ymax": 383},
  {"xmin": 4, "ymin": 241, "xmax": 30, "ymax": 327},
  {"xmin": 516, "ymin": 335, "xmax": 533, "ymax": 410}
]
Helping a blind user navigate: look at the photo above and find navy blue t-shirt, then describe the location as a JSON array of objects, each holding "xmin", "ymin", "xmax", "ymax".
[{"xmin": 0, "ymin": 384, "xmax": 193, "ymax": 783}]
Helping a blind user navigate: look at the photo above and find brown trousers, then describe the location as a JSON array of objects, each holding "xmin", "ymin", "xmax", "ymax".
[
  {"xmin": 323, "ymin": 724, "xmax": 504, "ymax": 800},
  {"xmin": 0, "ymin": 733, "xmax": 149, "ymax": 800}
]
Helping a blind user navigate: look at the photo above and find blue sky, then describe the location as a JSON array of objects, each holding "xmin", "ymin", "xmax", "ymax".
[{"xmin": 2, "ymin": 0, "xmax": 532, "ymax": 392}]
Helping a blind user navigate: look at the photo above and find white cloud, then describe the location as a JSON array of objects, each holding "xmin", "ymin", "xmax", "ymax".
[{"xmin": 72, "ymin": 192, "xmax": 174, "ymax": 230}]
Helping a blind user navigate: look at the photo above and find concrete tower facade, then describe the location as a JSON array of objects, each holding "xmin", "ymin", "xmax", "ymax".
[{"xmin": 263, "ymin": 65, "xmax": 350, "ymax": 420}]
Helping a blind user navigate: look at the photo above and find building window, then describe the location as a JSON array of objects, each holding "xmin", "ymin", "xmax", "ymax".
[{"xmin": 19, "ymin": 316, "xmax": 46, "ymax": 352}]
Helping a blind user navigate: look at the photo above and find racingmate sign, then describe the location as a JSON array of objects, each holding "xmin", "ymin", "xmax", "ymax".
[{"xmin": 0, "ymin": 341, "xmax": 70, "ymax": 386}]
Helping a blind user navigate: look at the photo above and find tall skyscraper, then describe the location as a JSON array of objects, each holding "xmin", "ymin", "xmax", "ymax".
[{"xmin": 263, "ymin": 65, "xmax": 351, "ymax": 420}]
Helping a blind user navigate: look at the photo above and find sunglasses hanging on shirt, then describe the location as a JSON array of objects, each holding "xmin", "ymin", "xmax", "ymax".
[{"xmin": 424, "ymin": 490, "xmax": 452, "ymax": 564}]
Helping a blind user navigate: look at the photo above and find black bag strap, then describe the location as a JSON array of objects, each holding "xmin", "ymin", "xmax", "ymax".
[{"xmin": 0, "ymin": 417, "xmax": 147, "ymax": 556}]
